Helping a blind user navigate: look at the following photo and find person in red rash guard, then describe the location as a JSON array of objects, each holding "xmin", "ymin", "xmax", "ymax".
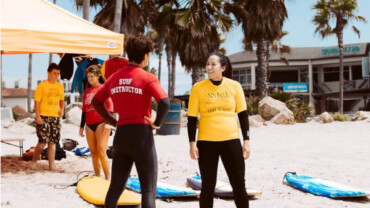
[
  {"xmin": 100, "ymin": 56, "xmax": 129, "ymax": 80},
  {"xmin": 91, "ymin": 34, "xmax": 170, "ymax": 208},
  {"xmin": 79, "ymin": 65, "xmax": 113, "ymax": 180}
]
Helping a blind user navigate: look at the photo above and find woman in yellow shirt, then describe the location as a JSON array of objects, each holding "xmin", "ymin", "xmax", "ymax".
[{"xmin": 188, "ymin": 52, "xmax": 250, "ymax": 208}]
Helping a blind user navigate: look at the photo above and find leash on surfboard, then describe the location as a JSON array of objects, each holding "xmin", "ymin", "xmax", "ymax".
[
  {"xmin": 53, "ymin": 171, "xmax": 95, "ymax": 189},
  {"xmin": 283, "ymin": 172, "xmax": 296, "ymax": 184}
]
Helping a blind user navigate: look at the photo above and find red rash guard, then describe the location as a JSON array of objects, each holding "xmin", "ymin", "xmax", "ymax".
[
  {"xmin": 94, "ymin": 65, "xmax": 167, "ymax": 127},
  {"xmin": 83, "ymin": 86, "xmax": 113, "ymax": 124},
  {"xmin": 104, "ymin": 58, "xmax": 129, "ymax": 79}
]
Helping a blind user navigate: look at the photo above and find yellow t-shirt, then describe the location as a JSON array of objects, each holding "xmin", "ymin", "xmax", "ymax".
[
  {"xmin": 188, "ymin": 78, "xmax": 247, "ymax": 142},
  {"xmin": 34, "ymin": 80, "xmax": 64, "ymax": 117}
]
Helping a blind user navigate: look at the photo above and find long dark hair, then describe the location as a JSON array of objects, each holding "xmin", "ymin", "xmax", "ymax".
[
  {"xmin": 208, "ymin": 52, "xmax": 232, "ymax": 78},
  {"xmin": 85, "ymin": 64, "xmax": 105, "ymax": 88}
]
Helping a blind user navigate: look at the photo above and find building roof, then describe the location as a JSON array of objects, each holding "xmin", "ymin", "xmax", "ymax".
[
  {"xmin": 229, "ymin": 43, "xmax": 370, "ymax": 64},
  {"xmin": 2, "ymin": 88, "xmax": 35, "ymax": 98}
]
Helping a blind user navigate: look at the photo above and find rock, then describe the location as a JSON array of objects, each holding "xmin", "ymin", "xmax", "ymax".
[
  {"xmin": 65, "ymin": 106, "xmax": 82, "ymax": 126},
  {"xmin": 351, "ymin": 111, "xmax": 370, "ymax": 121},
  {"xmin": 316, "ymin": 112, "xmax": 334, "ymax": 123},
  {"xmin": 65, "ymin": 102, "xmax": 82, "ymax": 112},
  {"xmin": 180, "ymin": 110, "xmax": 188, "ymax": 127},
  {"xmin": 258, "ymin": 96, "xmax": 293, "ymax": 121},
  {"xmin": 270, "ymin": 111, "xmax": 295, "ymax": 125},
  {"xmin": 18, "ymin": 117, "xmax": 37, "ymax": 127},
  {"xmin": 1, "ymin": 107, "xmax": 14, "ymax": 122},
  {"xmin": 249, "ymin": 115, "xmax": 264, "ymax": 128},
  {"xmin": 252, "ymin": 115, "xmax": 265, "ymax": 123},
  {"xmin": 11, "ymin": 105, "xmax": 33, "ymax": 121}
]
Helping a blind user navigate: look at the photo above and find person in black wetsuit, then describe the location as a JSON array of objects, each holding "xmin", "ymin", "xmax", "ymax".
[
  {"xmin": 91, "ymin": 34, "xmax": 169, "ymax": 208},
  {"xmin": 187, "ymin": 52, "xmax": 251, "ymax": 208}
]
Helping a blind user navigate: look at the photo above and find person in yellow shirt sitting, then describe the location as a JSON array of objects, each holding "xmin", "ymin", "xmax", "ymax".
[
  {"xmin": 30, "ymin": 63, "xmax": 64, "ymax": 171},
  {"xmin": 187, "ymin": 52, "xmax": 251, "ymax": 208}
]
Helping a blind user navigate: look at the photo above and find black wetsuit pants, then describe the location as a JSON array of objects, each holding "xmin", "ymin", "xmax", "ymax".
[
  {"xmin": 197, "ymin": 139, "xmax": 249, "ymax": 208},
  {"xmin": 105, "ymin": 124, "xmax": 157, "ymax": 208}
]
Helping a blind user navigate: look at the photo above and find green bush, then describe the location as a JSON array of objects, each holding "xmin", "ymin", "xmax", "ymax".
[
  {"xmin": 331, "ymin": 112, "xmax": 350, "ymax": 122},
  {"xmin": 271, "ymin": 91, "xmax": 312, "ymax": 123},
  {"xmin": 286, "ymin": 98, "xmax": 312, "ymax": 122},
  {"xmin": 246, "ymin": 95, "xmax": 260, "ymax": 115},
  {"xmin": 151, "ymin": 100, "xmax": 157, "ymax": 111},
  {"xmin": 271, "ymin": 91, "xmax": 294, "ymax": 103}
]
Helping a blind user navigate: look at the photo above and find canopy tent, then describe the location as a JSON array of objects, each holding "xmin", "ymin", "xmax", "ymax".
[{"xmin": 1, "ymin": 0, "xmax": 124, "ymax": 55}]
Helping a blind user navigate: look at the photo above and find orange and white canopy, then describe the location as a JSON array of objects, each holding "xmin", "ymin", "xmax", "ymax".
[{"xmin": 1, "ymin": 0, "xmax": 123, "ymax": 55}]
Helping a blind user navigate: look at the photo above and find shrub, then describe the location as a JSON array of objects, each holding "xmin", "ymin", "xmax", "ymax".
[
  {"xmin": 246, "ymin": 95, "xmax": 260, "ymax": 115},
  {"xmin": 271, "ymin": 91, "xmax": 294, "ymax": 103},
  {"xmin": 331, "ymin": 112, "xmax": 350, "ymax": 122},
  {"xmin": 286, "ymin": 98, "xmax": 312, "ymax": 123},
  {"xmin": 271, "ymin": 91, "xmax": 312, "ymax": 123},
  {"xmin": 151, "ymin": 100, "xmax": 157, "ymax": 111}
]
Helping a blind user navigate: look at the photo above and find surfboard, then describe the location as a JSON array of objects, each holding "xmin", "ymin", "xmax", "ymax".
[
  {"xmin": 126, "ymin": 177, "xmax": 200, "ymax": 198},
  {"xmin": 187, "ymin": 173, "xmax": 262, "ymax": 197},
  {"xmin": 77, "ymin": 176, "xmax": 141, "ymax": 205},
  {"xmin": 284, "ymin": 172, "xmax": 370, "ymax": 198}
]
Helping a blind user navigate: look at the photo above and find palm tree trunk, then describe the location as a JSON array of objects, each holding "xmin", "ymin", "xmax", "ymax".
[
  {"xmin": 158, "ymin": 53, "xmax": 162, "ymax": 81},
  {"xmin": 157, "ymin": 35, "xmax": 165, "ymax": 82},
  {"xmin": 170, "ymin": 50, "xmax": 176, "ymax": 99},
  {"xmin": 256, "ymin": 39, "xmax": 269, "ymax": 99},
  {"xmin": 49, "ymin": 0, "xmax": 56, "ymax": 65},
  {"xmin": 166, "ymin": 45, "xmax": 172, "ymax": 98},
  {"xmin": 83, "ymin": 0, "xmax": 90, "ymax": 20},
  {"xmin": 191, "ymin": 67, "xmax": 202, "ymax": 85},
  {"xmin": 338, "ymin": 30, "xmax": 344, "ymax": 114},
  {"xmin": 27, "ymin": 54, "xmax": 33, "ymax": 112},
  {"xmin": 114, "ymin": 0, "xmax": 123, "ymax": 33}
]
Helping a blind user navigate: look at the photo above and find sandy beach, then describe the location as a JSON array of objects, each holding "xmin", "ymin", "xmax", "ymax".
[{"xmin": 1, "ymin": 119, "xmax": 370, "ymax": 208}]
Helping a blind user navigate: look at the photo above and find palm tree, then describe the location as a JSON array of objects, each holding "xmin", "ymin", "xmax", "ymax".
[
  {"xmin": 312, "ymin": 0, "xmax": 366, "ymax": 114},
  {"xmin": 227, "ymin": 0, "xmax": 288, "ymax": 99},
  {"xmin": 151, "ymin": 1, "xmax": 180, "ymax": 99},
  {"xmin": 176, "ymin": 0, "xmax": 232, "ymax": 85},
  {"xmin": 74, "ymin": 0, "xmax": 156, "ymax": 36}
]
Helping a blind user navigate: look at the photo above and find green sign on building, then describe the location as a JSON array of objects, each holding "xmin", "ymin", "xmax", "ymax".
[{"xmin": 321, "ymin": 46, "xmax": 360, "ymax": 56}]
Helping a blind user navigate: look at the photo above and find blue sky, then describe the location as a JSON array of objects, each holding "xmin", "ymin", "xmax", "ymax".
[{"xmin": 2, "ymin": 0, "xmax": 370, "ymax": 95}]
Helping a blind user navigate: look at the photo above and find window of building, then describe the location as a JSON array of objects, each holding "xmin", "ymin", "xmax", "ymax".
[
  {"xmin": 270, "ymin": 70, "xmax": 299, "ymax": 83},
  {"xmin": 232, "ymin": 68, "xmax": 251, "ymax": 90},
  {"xmin": 323, "ymin": 66, "xmax": 349, "ymax": 82},
  {"xmin": 351, "ymin": 65, "xmax": 363, "ymax": 80}
]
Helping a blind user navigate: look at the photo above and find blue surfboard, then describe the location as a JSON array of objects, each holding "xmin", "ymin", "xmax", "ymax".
[
  {"xmin": 126, "ymin": 177, "xmax": 200, "ymax": 198},
  {"xmin": 284, "ymin": 172, "xmax": 370, "ymax": 198},
  {"xmin": 187, "ymin": 173, "xmax": 262, "ymax": 197}
]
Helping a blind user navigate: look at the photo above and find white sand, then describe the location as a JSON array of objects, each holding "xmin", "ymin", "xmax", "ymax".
[{"xmin": 1, "ymin": 120, "xmax": 370, "ymax": 208}]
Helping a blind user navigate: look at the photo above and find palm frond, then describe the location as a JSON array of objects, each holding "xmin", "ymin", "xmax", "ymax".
[
  {"xmin": 352, "ymin": 26, "xmax": 360, "ymax": 38},
  {"xmin": 215, "ymin": 14, "xmax": 233, "ymax": 33},
  {"xmin": 176, "ymin": 10, "xmax": 192, "ymax": 27}
]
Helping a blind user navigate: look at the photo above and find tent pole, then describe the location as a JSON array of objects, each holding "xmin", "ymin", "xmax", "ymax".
[{"xmin": 27, "ymin": 54, "xmax": 33, "ymax": 112}]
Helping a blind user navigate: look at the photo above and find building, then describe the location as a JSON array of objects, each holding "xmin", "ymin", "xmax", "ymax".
[
  {"xmin": 229, "ymin": 43, "xmax": 370, "ymax": 114},
  {"xmin": 1, "ymin": 88, "xmax": 35, "ymax": 111}
]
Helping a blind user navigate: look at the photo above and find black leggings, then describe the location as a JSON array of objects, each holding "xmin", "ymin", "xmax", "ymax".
[
  {"xmin": 197, "ymin": 139, "xmax": 249, "ymax": 208},
  {"xmin": 105, "ymin": 124, "xmax": 157, "ymax": 208}
]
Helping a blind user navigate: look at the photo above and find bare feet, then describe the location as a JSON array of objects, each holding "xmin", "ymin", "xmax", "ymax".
[{"xmin": 29, "ymin": 161, "xmax": 37, "ymax": 170}]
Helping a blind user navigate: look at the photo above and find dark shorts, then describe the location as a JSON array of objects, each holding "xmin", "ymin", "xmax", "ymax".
[{"xmin": 36, "ymin": 116, "xmax": 61, "ymax": 144}]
